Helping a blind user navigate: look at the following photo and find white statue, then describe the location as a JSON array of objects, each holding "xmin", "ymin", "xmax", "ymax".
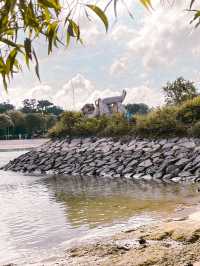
[{"xmin": 82, "ymin": 90, "xmax": 127, "ymax": 117}]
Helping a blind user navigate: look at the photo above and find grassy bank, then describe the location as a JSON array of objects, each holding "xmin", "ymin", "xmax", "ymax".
[{"xmin": 49, "ymin": 96, "xmax": 200, "ymax": 139}]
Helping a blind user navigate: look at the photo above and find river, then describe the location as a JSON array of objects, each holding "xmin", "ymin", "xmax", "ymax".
[{"xmin": 1, "ymin": 149, "xmax": 200, "ymax": 265}]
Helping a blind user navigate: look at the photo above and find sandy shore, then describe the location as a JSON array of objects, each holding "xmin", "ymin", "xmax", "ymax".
[
  {"xmin": 46, "ymin": 208, "xmax": 200, "ymax": 266},
  {"xmin": 0, "ymin": 139, "xmax": 49, "ymax": 151}
]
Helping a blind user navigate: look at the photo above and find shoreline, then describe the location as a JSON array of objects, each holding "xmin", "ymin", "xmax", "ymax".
[
  {"xmin": 0, "ymin": 139, "xmax": 49, "ymax": 151},
  {"xmin": 31, "ymin": 201, "xmax": 200, "ymax": 266},
  {"xmin": 47, "ymin": 206, "xmax": 200, "ymax": 266}
]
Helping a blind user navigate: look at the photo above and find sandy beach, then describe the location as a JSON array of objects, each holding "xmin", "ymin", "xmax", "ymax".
[
  {"xmin": 0, "ymin": 139, "xmax": 49, "ymax": 151},
  {"xmin": 49, "ymin": 207, "xmax": 200, "ymax": 266}
]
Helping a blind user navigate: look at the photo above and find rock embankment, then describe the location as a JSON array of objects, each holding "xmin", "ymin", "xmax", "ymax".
[{"xmin": 3, "ymin": 137, "xmax": 200, "ymax": 182}]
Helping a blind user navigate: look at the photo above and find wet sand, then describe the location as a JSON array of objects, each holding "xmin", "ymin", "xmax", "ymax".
[{"xmin": 47, "ymin": 207, "xmax": 200, "ymax": 266}]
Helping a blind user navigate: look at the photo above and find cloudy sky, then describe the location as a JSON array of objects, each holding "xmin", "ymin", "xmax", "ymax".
[{"xmin": 1, "ymin": 0, "xmax": 200, "ymax": 110}]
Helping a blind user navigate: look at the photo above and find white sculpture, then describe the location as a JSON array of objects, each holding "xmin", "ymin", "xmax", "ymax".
[{"xmin": 82, "ymin": 90, "xmax": 127, "ymax": 117}]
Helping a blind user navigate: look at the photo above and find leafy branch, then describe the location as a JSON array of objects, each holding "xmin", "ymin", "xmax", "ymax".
[{"xmin": 0, "ymin": 0, "xmax": 198, "ymax": 91}]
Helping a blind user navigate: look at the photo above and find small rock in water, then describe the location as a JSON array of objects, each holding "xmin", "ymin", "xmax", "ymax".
[{"xmin": 138, "ymin": 237, "xmax": 146, "ymax": 245}]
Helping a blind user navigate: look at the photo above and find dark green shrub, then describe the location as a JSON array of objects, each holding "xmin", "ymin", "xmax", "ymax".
[
  {"xmin": 188, "ymin": 121, "xmax": 200, "ymax": 137},
  {"xmin": 49, "ymin": 97, "xmax": 200, "ymax": 139},
  {"xmin": 134, "ymin": 106, "xmax": 185, "ymax": 137},
  {"xmin": 74, "ymin": 116, "xmax": 109, "ymax": 136},
  {"xmin": 48, "ymin": 111, "xmax": 83, "ymax": 138},
  {"xmin": 48, "ymin": 111, "xmax": 132, "ymax": 138},
  {"xmin": 176, "ymin": 96, "xmax": 200, "ymax": 124},
  {"xmin": 100, "ymin": 113, "xmax": 131, "ymax": 137}
]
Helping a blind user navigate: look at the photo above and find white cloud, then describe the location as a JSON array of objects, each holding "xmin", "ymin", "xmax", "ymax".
[
  {"xmin": 2, "ymin": 1, "xmax": 199, "ymax": 110},
  {"xmin": 1, "ymin": 74, "xmax": 164, "ymax": 109},
  {"xmin": 57, "ymin": 74, "xmax": 164, "ymax": 109},
  {"xmin": 4, "ymin": 74, "xmax": 164, "ymax": 109},
  {"xmin": 0, "ymin": 84, "xmax": 54, "ymax": 108},
  {"xmin": 109, "ymin": 1, "xmax": 200, "ymax": 72},
  {"xmin": 109, "ymin": 24, "xmax": 136, "ymax": 41},
  {"xmin": 110, "ymin": 57, "xmax": 129, "ymax": 75},
  {"xmin": 124, "ymin": 86, "xmax": 164, "ymax": 107}
]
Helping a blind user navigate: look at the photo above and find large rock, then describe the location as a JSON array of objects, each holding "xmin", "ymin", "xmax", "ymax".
[
  {"xmin": 138, "ymin": 159, "xmax": 152, "ymax": 168},
  {"xmin": 3, "ymin": 136, "xmax": 200, "ymax": 183},
  {"xmin": 175, "ymin": 158, "xmax": 191, "ymax": 167}
]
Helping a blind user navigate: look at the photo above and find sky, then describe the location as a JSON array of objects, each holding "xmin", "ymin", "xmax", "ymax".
[{"xmin": 1, "ymin": 0, "xmax": 200, "ymax": 110}]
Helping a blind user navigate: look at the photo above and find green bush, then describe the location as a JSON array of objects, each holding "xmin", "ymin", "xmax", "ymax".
[
  {"xmin": 48, "ymin": 111, "xmax": 83, "ymax": 138},
  {"xmin": 48, "ymin": 112, "xmax": 132, "ymax": 138},
  {"xmin": 134, "ymin": 106, "xmax": 185, "ymax": 137},
  {"xmin": 49, "ymin": 97, "xmax": 200, "ymax": 139},
  {"xmin": 101, "ymin": 113, "xmax": 131, "ymax": 137},
  {"xmin": 176, "ymin": 96, "xmax": 200, "ymax": 124},
  {"xmin": 74, "ymin": 116, "xmax": 109, "ymax": 136},
  {"xmin": 188, "ymin": 121, "xmax": 200, "ymax": 137}
]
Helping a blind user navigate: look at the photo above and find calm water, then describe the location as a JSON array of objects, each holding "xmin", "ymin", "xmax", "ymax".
[{"xmin": 1, "ymin": 151, "xmax": 200, "ymax": 265}]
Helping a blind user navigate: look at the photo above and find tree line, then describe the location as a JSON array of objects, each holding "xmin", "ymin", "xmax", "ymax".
[{"xmin": 0, "ymin": 99, "xmax": 64, "ymax": 139}]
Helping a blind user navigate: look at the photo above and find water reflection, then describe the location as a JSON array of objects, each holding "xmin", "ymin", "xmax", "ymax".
[
  {"xmin": 45, "ymin": 175, "xmax": 199, "ymax": 228},
  {"xmin": 0, "ymin": 150, "xmax": 200, "ymax": 265}
]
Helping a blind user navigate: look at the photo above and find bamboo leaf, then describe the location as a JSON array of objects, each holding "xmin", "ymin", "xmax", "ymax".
[
  {"xmin": 86, "ymin": 5, "xmax": 109, "ymax": 32},
  {"xmin": 139, "ymin": 0, "xmax": 153, "ymax": 10},
  {"xmin": 114, "ymin": 0, "xmax": 119, "ymax": 17},
  {"xmin": 32, "ymin": 49, "xmax": 40, "ymax": 81},
  {"xmin": 190, "ymin": 0, "xmax": 196, "ymax": 9},
  {"xmin": 66, "ymin": 31, "xmax": 71, "ymax": 47},
  {"xmin": 1, "ymin": 38, "xmax": 23, "ymax": 51},
  {"xmin": 2, "ymin": 75, "xmax": 7, "ymax": 92}
]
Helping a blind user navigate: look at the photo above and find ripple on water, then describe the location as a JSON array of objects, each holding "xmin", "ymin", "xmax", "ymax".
[{"xmin": 0, "ymin": 151, "xmax": 200, "ymax": 265}]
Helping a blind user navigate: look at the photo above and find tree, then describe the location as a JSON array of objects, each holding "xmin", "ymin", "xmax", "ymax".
[
  {"xmin": 126, "ymin": 103, "xmax": 150, "ymax": 115},
  {"xmin": 0, "ymin": 114, "xmax": 13, "ymax": 137},
  {"xmin": 21, "ymin": 99, "xmax": 37, "ymax": 113},
  {"xmin": 0, "ymin": 0, "xmax": 197, "ymax": 90},
  {"xmin": 37, "ymin": 100, "xmax": 53, "ymax": 113},
  {"xmin": 0, "ymin": 114, "xmax": 13, "ymax": 129},
  {"xmin": 47, "ymin": 105, "xmax": 64, "ymax": 116},
  {"xmin": 162, "ymin": 77, "xmax": 198, "ymax": 105},
  {"xmin": 25, "ymin": 113, "xmax": 44, "ymax": 136},
  {"xmin": 8, "ymin": 111, "xmax": 26, "ymax": 135},
  {"xmin": 45, "ymin": 114, "xmax": 57, "ymax": 129},
  {"xmin": 0, "ymin": 102, "xmax": 14, "ymax": 113}
]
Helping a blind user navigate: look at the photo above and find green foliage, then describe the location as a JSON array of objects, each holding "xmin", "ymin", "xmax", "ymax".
[
  {"xmin": 49, "ymin": 111, "xmax": 83, "ymax": 138},
  {"xmin": 176, "ymin": 96, "xmax": 200, "ymax": 124},
  {"xmin": 0, "ymin": 0, "xmax": 110, "ymax": 89},
  {"xmin": 46, "ymin": 105, "xmax": 63, "ymax": 116},
  {"xmin": 7, "ymin": 111, "xmax": 26, "ymax": 135},
  {"xmin": 75, "ymin": 116, "xmax": 108, "ymax": 136},
  {"xmin": 48, "ymin": 94, "xmax": 200, "ymax": 139},
  {"xmin": 189, "ymin": 0, "xmax": 200, "ymax": 27},
  {"xmin": 1, "ymin": 1, "xmax": 198, "ymax": 90},
  {"xmin": 0, "ymin": 114, "xmax": 13, "ymax": 129},
  {"xmin": 21, "ymin": 99, "xmax": 38, "ymax": 113},
  {"xmin": 0, "ymin": 99, "xmax": 63, "ymax": 138},
  {"xmin": 163, "ymin": 77, "xmax": 198, "ymax": 105},
  {"xmin": 0, "ymin": 102, "xmax": 14, "ymax": 113},
  {"xmin": 101, "ymin": 114, "xmax": 131, "ymax": 137},
  {"xmin": 188, "ymin": 121, "xmax": 200, "ymax": 137},
  {"xmin": 125, "ymin": 103, "xmax": 150, "ymax": 116},
  {"xmin": 20, "ymin": 98, "xmax": 64, "ymax": 115},
  {"xmin": 134, "ymin": 106, "xmax": 185, "ymax": 137},
  {"xmin": 49, "ymin": 111, "xmax": 131, "ymax": 138},
  {"xmin": 24, "ymin": 113, "xmax": 44, "ymax": 135},
  {"xmin": 37, "ymin": 100, "xmax": 53, "ymax": 113}
]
